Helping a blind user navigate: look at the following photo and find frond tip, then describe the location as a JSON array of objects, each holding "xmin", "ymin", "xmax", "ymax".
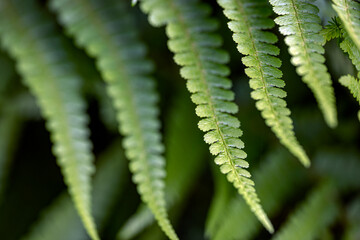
[
  {"xmin": 269, "ymin": 0, "xmax": 338, "ymax": 128},
  {"xmin": 339, "ymin": 75, "xmax": 360, "ymax": 104},
  {"xmin": 140, "ymin": 0, "xmax": 273, "ymax": 233},
  {"xmin": 217, "ymin": 0, "xmax": 310, "ymax": 167}
]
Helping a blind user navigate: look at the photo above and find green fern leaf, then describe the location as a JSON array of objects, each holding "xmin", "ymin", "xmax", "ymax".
[
  {"xmin": 272, "ymin": 182, "xmax": 339, "ymax": 240},
  {"xmin": 217, "ymin": 0, "xmax": 310, "ymax": 166},
  {"xmin": 269, "ymin": 0, "xmax": 338, "ymax": 128},
  {"xmin": 118, "ymin": 91, "xmax": 206, "ymax": 239},
  {"xmin": 22, "ymin": 141, "xmax": 127, "ymax": 240},
  {"xmin": 0, "ymin": 1, "xmax": 99, "ymax": 239},
  {"xmin": 332, "ymin": 0, "xmax": 360, "ymax": 51},
  {"xmin": 339, "ymin": 33, "xmax": 360, "ymax": 73},
  {"xmin": 50, "ymin": 0, "xmax": 177, "ymax": 239},
  {"xmin": 339, "ymin": 75, "xmax": 360, "ymax": 104},
  {"xmin": 210, "ymin": 149, "xmax": 306, "ymax": 240},
  {"xmin": 140, "ymin": 0, "xmax": 273, "ymax": 232}
]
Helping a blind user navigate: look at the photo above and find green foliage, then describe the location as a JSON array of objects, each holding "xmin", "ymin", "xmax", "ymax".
[
  {"xmin": 332, "ymin": 0, "xmax": 360, "ymax": 51},
  {"xmin": 217, "ymin": 0, "xmax": 309, "ymax": 166},
  {"xmin": 339, "ymin": 75, "xmax": 360, "ymax": 104},
  {"xmin": 118, "ymin": 91, "xmax": 206, "ymax": 239},
  {"xmin": 140, "ymin": 0, "xmax": 273, "ymax": 232},
  {"xmin": 0, "ymin": 0, "xmax": 359, "ymax": 239},
  {"xmin": 0, "ymin": 1, "xmax": 98, "ymax": 239},
  {"xmin": 49, "ymin": 0, "xmax": 177, "ymax": 238},
  {"xmin": 269, "ymin": 0, "xmax": 338, "ymax": 128}
]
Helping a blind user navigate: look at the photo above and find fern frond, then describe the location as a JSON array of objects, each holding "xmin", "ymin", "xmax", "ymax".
[
  {"xmin": 272, "ymin": 182, "xmax": 339, "ymax": 240},
  {"xmin": 269, "ymin": 0, "xmax": 338, "ymax": 128},
  {"xmin": 217, "ymin": 0, "xmax": 309, "ymax": 166},
  {"xmin": 339, "ymin": 75, "xmax": 360, "ymax": 104},
  {"xmin": 332, "ymin": 0, "xmax": 360, "ymax": 51},
  {"xmin": 50, "ymin": 0, "xmax": 177, "ymax": 239},
  {"xmin": 0, "ymin": 1, "xmax": 98, "ymax": 239},
  {"xmin": 22, "ymin": 141, "xmax": 127, "ymax": 240},
  {"xmin": 211, "ymin": 149, "xmax": 306, "ymax": 240},
  {"xmin": 118, "ymin": 91, "xmax": 206, "ymax": 239},
  {"xmin": 140, "ymin": 0, "xmax": 273, "ymax": 232}
]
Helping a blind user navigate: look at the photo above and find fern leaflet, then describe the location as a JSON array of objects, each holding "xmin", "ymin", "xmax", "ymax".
[
  {"xmin": 50, "ymin": 0, "xmax": 177, "ymax": 239},
  {"xmin": 217, "ymin": 0, "xmax": 310, "ymax": 166},
  {"xmin": 0, "ymin": 1, "xmax": 98, "ymax": 239},
  {"xmin": 269, "ymin": 0, "xmax": 338, "ymax": 128},
  {"xmin": 332, "ymin": 0, "xmax": 360, "ymax": 51},
  {"xmin": 118, "ymin": 91, "xmax": 206, "ymax": 239},
  {"xmin": 140, "ymin": 0, "xmax": 273, "ymax": 232},
  {"xmin": 339, "ymin": 75, "xmax": 360, "ymax": 104},
  {"xmin": 272, "ymin": 182, "xmax": 339, "ymax": 240}
]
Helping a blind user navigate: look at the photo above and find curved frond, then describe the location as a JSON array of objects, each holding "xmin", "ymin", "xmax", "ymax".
[
  {"xmin": 269, "ymin": 0, "xmax": 338, "ymax": 128},
  {"xmin": 332, "ymin": 0, "xmax": 360, "ymax": 51},
  {"xmin": 210, "ymin": 149, "xmax": 306, "ymax": 240},
  {"xmin": 339, "ymin": 32, "xmax": 360, "ymax": 73},
  {"xmin": 0, "ymin": 1, "xmax": 98, "ymax": 239},
  {"xmin": 339, "ymin": 75, "xmax": 360, "ymax": 104},
  {"xmin": 140, "ymin": 0, "xmax": 273, "ymax": 232},
  {"xmin": 217, "ymin": 0, "xmax": 309, "ymax": 166},
  {"xmin": 22, "ymin": 141, "xmax": 127, "ymax": 240},
  {"xmin": 272, "ymin": 182, "xmax": 339, "ymax": 240},
  {"xmin": 118, "ymin": 91, "xmax": 206, "ymax": 239},
  {"xmin": 50, "ymin": 0, "xmax": 177, "ymax": 239}
]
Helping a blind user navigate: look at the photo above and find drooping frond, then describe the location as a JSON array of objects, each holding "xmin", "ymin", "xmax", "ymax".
[
  {"xmin": 140, "ymin": 0, "xmax": 273, "ymax": 232},
  {"xmin": 22, "ymin": 141, "xmax": 127, "ymax": 240},
  {"xmin": 210, "ymin": 149, "xmax": 306, "ymax": 240},
  {"xmin": 314, "ymin": 150, "xmax": 360, "ymax": 192},
  {"xmin": 339, "ymin": 75, "xmax": 360, "ymax": 104},
  {"xmin": 272, "ymin": 182, "xmax": 339, "ymax": 240},
  {"xmin": 118, "ymin": 91, "xmax": 206, "ymax": 239},
  {"xmin": 339, "ymin": 32, "xmax": 360, "ymax": 73},
  {"xmin": 0, "ymin": 1, "xmax": 98, "ymax": 239},
  {"xmin": 269, "ymin": 0, "xmax": 338, "ymax": 128},
  {"xmin": 50, "ymin": 0, "xmax": 177, "ymax": 239},
  {"xmin": 217, "ymin": 0, "xmax": 309, "ymax": 166},
  {"xmin": 332, "ymin": 0, "xmax": 360, "ymax": 51}
]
